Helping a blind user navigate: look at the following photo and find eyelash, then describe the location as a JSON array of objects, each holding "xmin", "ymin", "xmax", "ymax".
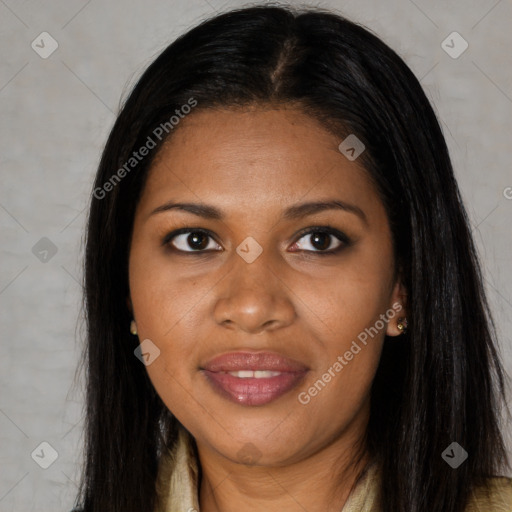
[{"xmin": 161, "ymin": 225, "xmax": 351, "ymax": 256}]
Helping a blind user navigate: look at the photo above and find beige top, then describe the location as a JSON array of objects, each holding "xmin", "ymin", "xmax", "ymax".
[{"xmin": 155, "ymin": 425, "xmax": 512, "ymax": 511}]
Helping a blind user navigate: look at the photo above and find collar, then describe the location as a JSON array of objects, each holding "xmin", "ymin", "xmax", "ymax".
[{"xmin": 155, "ymin": 424, "xmax": 380, "ymax": 511}]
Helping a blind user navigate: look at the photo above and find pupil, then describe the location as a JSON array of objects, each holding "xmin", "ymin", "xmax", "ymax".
[
  {"xmin": 188, "ymin": 232, "xmax": 207, "ymax": 250},
  {"xmin": 312, "ymin": 232, "xmax": 330, "ymax": 250}
]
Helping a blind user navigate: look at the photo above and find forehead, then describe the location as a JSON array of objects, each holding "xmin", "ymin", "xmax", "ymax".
[{"xmin": 138, "ymin": 106, "xmax": 381, "ymax": 220}]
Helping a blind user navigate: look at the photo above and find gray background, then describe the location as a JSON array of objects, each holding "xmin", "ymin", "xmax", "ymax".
[{"xmin": 1, "ymin": 0, "xmax": 511, "ymax": 510}]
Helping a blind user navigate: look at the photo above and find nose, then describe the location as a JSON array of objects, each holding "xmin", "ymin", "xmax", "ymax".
[{"xmin": 213, "ymin": 251, "xmax": 296, "ymax": 334}]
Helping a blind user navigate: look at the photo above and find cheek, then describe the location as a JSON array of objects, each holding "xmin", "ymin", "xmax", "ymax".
[
  {"xmin": 292, "ymin": 247, "xmax": 391, "ymax": 406},
  {"xmin": 296, "ymin": 244, "xmax": 394, "ymax": 341},
  {"xmin": 129, "ymin": 256, "xmax": 202, "ymax": 419},
  {"xmin": 128, "ymin": 241, "xmax": 208, "ymax": 339},
  {"xmin": 128, "ymin": 244, "xmax": 214, "ymax": 408}
]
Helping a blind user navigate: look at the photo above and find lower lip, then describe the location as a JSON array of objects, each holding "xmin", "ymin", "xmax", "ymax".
[{"xmin": 201, "ymin": 370, "xmax": 308, "ymax": 406}]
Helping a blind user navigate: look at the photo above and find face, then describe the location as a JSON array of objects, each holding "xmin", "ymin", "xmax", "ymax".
[{"xmin": 128, "ymin": 105, "xmax": 407, "ymax": 467}]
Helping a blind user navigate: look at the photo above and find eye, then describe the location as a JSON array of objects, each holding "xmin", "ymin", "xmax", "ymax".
[
  {"xmin": 162, "ymin": 225, "xmax": 350, "ymax": 255},
  {"xmin": 290, "ymin": 226, "xmax": 350, "ymax": 255},
  {"xmin": 163, "ymin": 228, "xmax": 222, "ymax": 253}
]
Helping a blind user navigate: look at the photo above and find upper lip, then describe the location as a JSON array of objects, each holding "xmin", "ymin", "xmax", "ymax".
[{"xmin": 201, "ymin": 351, "xmax": 309, "ymax": 373}]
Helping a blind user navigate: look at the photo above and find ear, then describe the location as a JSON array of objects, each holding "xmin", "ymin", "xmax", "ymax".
[
  {"xmin": 126, "ymin": 296, "xmax": 133, "ymax": 314},
  {"xmin": 386, "ymin": 279, "xmax": 408, "ymax": 337}
]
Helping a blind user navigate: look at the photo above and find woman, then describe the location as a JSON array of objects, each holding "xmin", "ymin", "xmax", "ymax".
[{"xmin": 72, "ymin": 5, "xmax": 511, "ymax": 511}]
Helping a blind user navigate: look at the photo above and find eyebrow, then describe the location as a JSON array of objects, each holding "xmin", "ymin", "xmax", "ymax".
[{"xmin": 150, "ymin": 199, "xmax": 368, "ymax": 225}]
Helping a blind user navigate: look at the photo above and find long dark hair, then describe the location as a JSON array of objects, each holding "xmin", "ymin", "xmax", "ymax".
[{"xmin": 73, "ymin": 4, "xmax": 510, "ymax": 511}]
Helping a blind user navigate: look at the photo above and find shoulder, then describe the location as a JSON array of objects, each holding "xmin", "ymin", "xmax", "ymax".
[{"xmin": 465, "ymin": 476, "xmax": 512, "ymax": 511}]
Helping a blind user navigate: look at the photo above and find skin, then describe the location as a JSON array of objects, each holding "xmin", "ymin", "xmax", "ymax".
[{"xmin": 128, "ymin": 105, "xmax": 408, "ymax": 512}]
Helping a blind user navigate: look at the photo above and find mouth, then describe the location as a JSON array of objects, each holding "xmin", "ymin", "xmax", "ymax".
[{"xmin": 200, "ymin": 351, "xmax": 309, "ymax": 406}]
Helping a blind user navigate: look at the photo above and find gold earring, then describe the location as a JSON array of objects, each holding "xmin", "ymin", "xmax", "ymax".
[
  {"xmin": 397, "ymin": 317, "xmax": 408, "ymax": 335},
  {"xmin": 130, "ymin": 320, "xmax": 138, "ymax": 336}
]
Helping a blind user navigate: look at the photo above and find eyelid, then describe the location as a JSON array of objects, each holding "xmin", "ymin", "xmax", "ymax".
[
  {"xmin": 293, "ymin": 225, "xmax": 350, "ymax": 246},
  {"xmin": 162, "ymin": 225, "xmax": 351, "ymax": 254},
  {"xmin": 162, "ymin": 227, "xmax": 222, "ymax": 252}
]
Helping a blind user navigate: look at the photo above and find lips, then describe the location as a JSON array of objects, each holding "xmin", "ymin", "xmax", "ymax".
[
  {"xmin": 201, "ymin": 351, "xmax": 309, "ymax": 406},
  {"xmin": 203, "ymin": 351, "xmax": 308, "ymax": 373}
]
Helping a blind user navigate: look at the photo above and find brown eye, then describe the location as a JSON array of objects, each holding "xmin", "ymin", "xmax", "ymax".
[
  {"xmin": 290, "ymin": 226, "xmax": 350, "ymax": 254},
  {"xmin": 163, "ymin": 229, "xmax": 222, "ymax": 252}
]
